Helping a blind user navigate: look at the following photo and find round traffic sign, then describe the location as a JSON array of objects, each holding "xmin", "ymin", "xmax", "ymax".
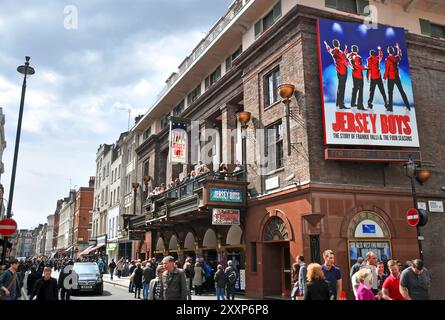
[
  {"xmin": 0, "ymin": 218, "xmax": 18, "ymax": 236},
  {"xmin": 406, "ymin": 208, "xmax": 419, "ymax": 227}
]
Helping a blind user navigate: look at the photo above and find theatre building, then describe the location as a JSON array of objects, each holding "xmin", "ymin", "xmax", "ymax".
[{"xmin": 130, "ymin": 0, "xmax": 445, "ymax": 298}]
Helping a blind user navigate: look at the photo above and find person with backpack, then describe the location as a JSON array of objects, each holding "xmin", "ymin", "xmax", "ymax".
[
  {"xmin": 0, "ymin": 259, "xmax": 22, "ymax": 300},
  {"xmin": 214, "ymin": 264, "xmax": 227, "ymax": 300},
  {"xmin": 58, "ymin": 260, "xmax": 75, "ymax": 300},
  {"xmin": 224, "ymin": 260, "xmax": 237, "ymax": 300}
]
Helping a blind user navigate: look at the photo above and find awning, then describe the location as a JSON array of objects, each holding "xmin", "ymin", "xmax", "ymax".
[
  {"xmin": 79, "ymin": 245, "xmax": 95, "ymax": 256},
  {"xmin": 82, "ymin": 243, "xmax": 106, "ymax": 255},
  {"xmin": 90, "ymin": 243, "xmax": 106, "ymax": 252}
]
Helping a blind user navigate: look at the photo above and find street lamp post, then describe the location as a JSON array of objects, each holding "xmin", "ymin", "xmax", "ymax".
[
  {"xmin": 404, "ymin": 157, "xmax": 431, "ymax": 261},
  {"xmin": 278, "ymin": 84, "xmax": 295, "ymax": 156},
  {"xmin": 1, "ymin": 57, "xmax": 35, "ymax": 265},
  {"xmin": 236, "ymin": 112, "xmax": 251, "ymax": 181},
  {"xmin": 132, "ymin": 182, "xmax": 140, "ymax": 216}
]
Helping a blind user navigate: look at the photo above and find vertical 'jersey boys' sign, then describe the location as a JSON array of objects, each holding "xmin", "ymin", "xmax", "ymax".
[
  {"xmin": 169, "ymin": 119, "xmax": 188, "ymax": 164},
  {"xmin": 317, "ymin": 19, "xmax": 419, "ymax": 147}
]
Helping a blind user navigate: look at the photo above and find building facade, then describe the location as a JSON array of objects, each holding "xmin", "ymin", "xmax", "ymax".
[
  {"xmin": 32, "ymin": 224, "xmax": 47, "ymax": 257},
  {"xmin": 56, "ymin": 191, "xmax": 76, "ymax": 255},
  {"xmin": 106, "ymin": 135, "xmax": 125, "ymax": 262},
  {"xmin": 15, "ymin": 229, "xmax": 33, "ymax": 258},
  {"xmin": 92, "ymin": 144, "xmax": 113, "ymax": 243},
  {"xmin": 45, "ymin": 214, "xmax": 54, "ymax": 256},
  {"xmin": 73, "ymin": 177, "xmax": 95, "ymax": 259},
  {"xmin": 126, "ymin": 0, "xmax": 444, "ymax": 299}
]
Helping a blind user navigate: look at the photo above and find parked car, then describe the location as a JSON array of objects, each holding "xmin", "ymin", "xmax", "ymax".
[{"xmin": 73, "ymin": 262, "xmax": 103, "ymax": 295}]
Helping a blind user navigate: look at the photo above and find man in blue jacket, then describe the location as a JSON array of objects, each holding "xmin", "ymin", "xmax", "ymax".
[{"xmin": 0, "ymin": 258, "xmax": 22, "ymax": 300}]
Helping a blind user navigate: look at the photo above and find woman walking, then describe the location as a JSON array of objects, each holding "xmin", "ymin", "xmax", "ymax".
[
  {"xmin": 193, "ymin": 261, "xmax": 205, "ymax": 296},
  {"xmin": 303, "ymin": 263, "xmax": 330, "ymax": 300},
  {"xmin": 132, "ymin": 263, "xmax": 143, "ymax": 299}
]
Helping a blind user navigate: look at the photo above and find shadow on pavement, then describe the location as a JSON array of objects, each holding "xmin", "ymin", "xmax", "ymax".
[{"xmin": 71, "ymin": 290, "xmax": 111, "ymax": 297}]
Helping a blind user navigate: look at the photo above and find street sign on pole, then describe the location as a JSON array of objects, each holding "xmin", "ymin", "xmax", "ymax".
[
  {"xmin": 406, "ymin": 208, "xmax": 420, "ymax": 227},
  {"xmin": 0, "ymin": 218, "xmax": 18, "ymax": 236}
]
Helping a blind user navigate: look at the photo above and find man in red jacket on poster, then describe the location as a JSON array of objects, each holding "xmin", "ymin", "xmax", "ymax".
[
  {"xmin": 325, "ymin": 39, "xmax": 350, "ymax": 109},
  {"xmin": 348, "ymin": 45, "xmax": 367, "ymax": 110},
  {"xmin": 383, "ymin": 43, "xmax": 411, "ymax": 112},
  {"xmin": 366, "ymin": 46, "xmax": 388, "ymax": 110}
]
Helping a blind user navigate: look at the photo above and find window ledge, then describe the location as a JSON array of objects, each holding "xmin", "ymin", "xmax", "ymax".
[
  {"xmin": 264, "ymin": 100, "xmax": 282, "ymax": 112},
  {"xmin": 265, "ymin": 167, "xmax": 284, "ymax": 176}
]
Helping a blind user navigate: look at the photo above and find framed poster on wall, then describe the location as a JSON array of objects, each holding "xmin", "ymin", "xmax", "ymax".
[{"xmin": 348, "ymin": 240, "xmax": 392, "ymax": 271}]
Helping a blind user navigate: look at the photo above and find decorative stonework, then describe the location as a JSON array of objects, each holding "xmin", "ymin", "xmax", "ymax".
[
  {"xmin": 263, "ymin": 216, "xmax": 289, "ymax": 241},
  {"xmin": 348, "ymin": 211, "xmax": 390, "ymax": 239}
]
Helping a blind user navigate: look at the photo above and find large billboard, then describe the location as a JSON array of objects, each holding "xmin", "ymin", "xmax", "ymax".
[{"xmin": 317, "ymin": 19, "xmax": 419, "ymax": 147}]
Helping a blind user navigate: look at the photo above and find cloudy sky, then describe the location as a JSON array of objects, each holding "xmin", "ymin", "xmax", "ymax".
[{"xmin": 0, "ymin": 0, "xmax": 233, "ymax": 230}]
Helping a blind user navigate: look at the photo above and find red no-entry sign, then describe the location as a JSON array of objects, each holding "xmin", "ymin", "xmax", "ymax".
[
  {"xmin": 0, "ymin": 218, "xmax": 18, "ymax": 236},
  {"xmin": 406, "ymin": 208, "xmax": 419, "ymax": 227}
]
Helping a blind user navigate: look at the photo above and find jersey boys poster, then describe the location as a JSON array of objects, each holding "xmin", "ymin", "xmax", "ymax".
[
  {"xmin": 317, "ymin": 19, "xmax": 419, "ymax": 147},
  {"xmin": 169, "ymin": 119, "xmax": 188, "ymax": 164}
]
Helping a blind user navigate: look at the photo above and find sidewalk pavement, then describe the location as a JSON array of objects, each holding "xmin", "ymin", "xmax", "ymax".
[{"xmin": 102, "ymin": 273, "xmax": 252, "ymax": 300}]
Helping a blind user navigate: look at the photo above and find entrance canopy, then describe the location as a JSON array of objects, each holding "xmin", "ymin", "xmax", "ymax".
[{"xmin": 79, "ymin": 244, "xmax": 95, "ymax": 256}]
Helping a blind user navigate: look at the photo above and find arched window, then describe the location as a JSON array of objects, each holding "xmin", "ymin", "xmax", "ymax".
[
  {"xmin": 184, "ymin": 232, "xmax": 196, "ymax": 250},
  {"xmin": 203, "ymin": 229, "xmax": 217, "ymax": 248},
  {"xmin": 226, "ymin": 225, "xmax": 243, "ymax": 245},
  {"xmin": 169, "ymin": 235, "xmax": 178, "ymax": 250},
  {"xmin": 263, "ymin": 216, "xmax": 288, "ymax": 241},
  {"xmin": 156, "ymin": 237, "xmax": 165, "ymax": 251}
]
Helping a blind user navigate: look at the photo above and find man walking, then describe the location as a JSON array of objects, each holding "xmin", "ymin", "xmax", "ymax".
[
  {"xmin": 143, "ymin": 261, "xmax": 155, "ymax": 300},
  {"xmin": 31, "ymin": 267, "xmax": 59, "ymax": 300},
  {"xmin": 214, "ymin": 264, "xmax": 226, "ymax": 300},
  {"xmin": 224, "ymin": 260, "xmax": 237, "ymax": 300},
  {"xmin": 0, "ymin": 258, "xmax": 22, "ymax": 300},
  {"xmin": 367, "ymin": 46, "xmax": 388, "ymax": 110},
  {"xmin": 321, "ymin": 250, "xmax": 342, "ymax": 300},
  {"xmin": 58, "ymin": 260, "xmax": 75, "ymax": 300},
  {"xmin": 108, "ymin": 259, "xmax": 116, "ymax": 280},
  {"xmin": 400, "ymin": 259, "xmax": 431, "ymax": 300},
  {"xmin": 382, "ymin": 259, "xmax": 405, "ymax": 300},
  {"xmin": 116, "ymin": 257, "xmax": 124, "ymax": 278},
  {"xmin": 384, "ymin": 43, "xmax": 411, "ymax": 111},
  {"xmin": 162, "ymin": 256, "xmax": 187, "ymax": 300},
  {"xmin": 324, "ymin": 39, "xmax": 350, "ymax": 109},
  {"xmin": 297, "ymin": 256, "xmax": 308, "ymax": 298}
]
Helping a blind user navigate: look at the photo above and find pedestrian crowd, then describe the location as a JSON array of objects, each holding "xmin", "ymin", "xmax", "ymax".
[
  {"xmin": 148, "ymin": 161, "xmax": 243, "ymax": 197},
  {"xmin": 112, "ymin": 255, "xmax": 240, "ymax": 300},
  {"xmin": 0, "ymin": 256, "xmax": 78, "ymax": 300},
  {"xmin": 289, "ymin": 249, "xmax": 431, "ymax": 300}
]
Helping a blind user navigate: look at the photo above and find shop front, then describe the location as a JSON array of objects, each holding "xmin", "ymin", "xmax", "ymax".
[
  {"xmin": 245, "ymin": 184, "xmax": 421, "ymax": 299},
  {"xmin": 106, "ymin": 242, "xmax": 118, "ymax": 262}
]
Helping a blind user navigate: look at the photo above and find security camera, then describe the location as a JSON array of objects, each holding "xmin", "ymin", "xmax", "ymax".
[
  {"xmin": 441, "ymin": 186, "xmax": 445, "ymax": 191},
  {"xmin": 285, "ymin": 174, "xmax": 296, "ymax": 182}
]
